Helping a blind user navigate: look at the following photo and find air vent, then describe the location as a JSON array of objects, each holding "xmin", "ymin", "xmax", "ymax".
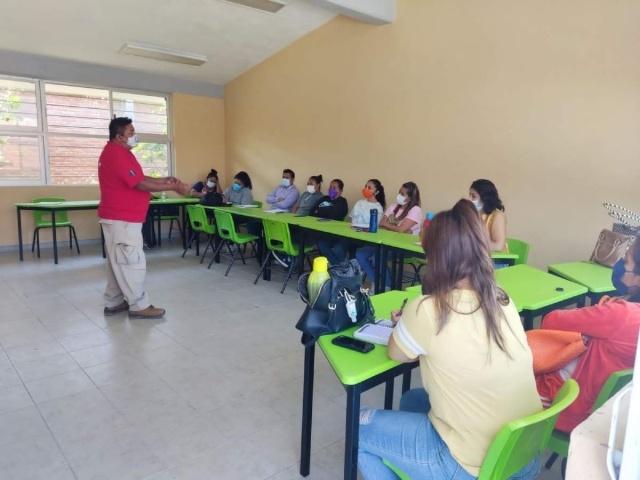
[
  {"xmin": 119, "ymin": 42, "xmax": 207, "ymax": 66},
  {"xmin": 224, "ymin": 0, "xmax": 286, "ymax": 14}
]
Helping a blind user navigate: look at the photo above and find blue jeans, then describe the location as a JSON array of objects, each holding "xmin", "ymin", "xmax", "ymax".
[
  {"xmin": 358, "ymin": 389, "xmax": 541, "ymax": 480},
  {"xmin": 317, "ymin": 239, "xmax": 348, "ymax": 265},
  {"xmin": 355, "ymin": 245, "xmax": 391, "ymax": 288}
]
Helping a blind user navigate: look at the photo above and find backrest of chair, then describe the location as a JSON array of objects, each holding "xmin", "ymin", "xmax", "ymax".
[
  {"xmin": 478, "ymin": 379, "xmax": 579, "ymax": 480},
  {"xmin": 32, "ymin": 197, "xmax": 69, "ymax": 225},
  {"xmin": 592, "ymin": 369, "xmax": 634, "ymax": 412},
  {"xmin": 507, "ymin": 238, "xmax": 530, "ymax": 265},
  {"xmin": 262, "ymin": 218, "xmax": 295, "ymax": 255},
  {"xmin": 213, "ymin": 209, "xmax": 237, "ymax": 241},
  {"xmin": 186, "ymin": 205, "xmax": 214, "ymax": 235}
]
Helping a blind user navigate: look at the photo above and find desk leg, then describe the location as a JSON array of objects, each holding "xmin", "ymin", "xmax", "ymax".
[
  {"xmin": 344, "ymin": 385, "xmax": 361, "ymax": 480},
  {"xmin": 17, "ymin": 207, "xmax": 24, "ymax": 261},
  {"xmin": 384, "ymin": 378, "xmax": 394, "ymax": 410},
  {"xmin": 395, "ymin": 251, "xmax": 404, "ymax": 290},
  {"xmin": 375, "ymin": 246, "xmax": 384, "ymax": 294},
  {"xmin": 52, "ymin": 210, "xmax": 58, "ymax": 265},
  {"xmin": 402, "ymin": 371, "xmax": 411, "ymax": 394},
  {"xmin": 181, "ymin": 205, "xmax": 188, "ymax": 250},
  {"xmin": 100, "ymin": 225, "xmax": 106, "ymax": 259},
  {"xmin": 300, "ymin": 343, "xmax": 315, "ymax": 477}
]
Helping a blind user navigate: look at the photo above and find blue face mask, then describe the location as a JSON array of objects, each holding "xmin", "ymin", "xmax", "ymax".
[{"xmin": 232, "ymin": 183, "xmax": 242, "ymax": 192}]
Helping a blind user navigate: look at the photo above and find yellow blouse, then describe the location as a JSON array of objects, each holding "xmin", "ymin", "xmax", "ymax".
[{"xmin": 482, "ymin": 210, "xmax": 508, "ymax": 253}]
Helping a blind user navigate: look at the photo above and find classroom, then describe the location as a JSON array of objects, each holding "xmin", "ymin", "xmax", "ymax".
[{"xmin": 0, "ymin": 1, "xmax": 638, "ymax": 479}]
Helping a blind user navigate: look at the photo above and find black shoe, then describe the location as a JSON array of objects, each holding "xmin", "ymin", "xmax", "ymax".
[{"xmin": 104, "ymin": 301, "xmax": 129, "ymax": 316}]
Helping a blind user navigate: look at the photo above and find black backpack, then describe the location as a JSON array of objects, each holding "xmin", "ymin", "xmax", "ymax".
[{"xmin": 296, "ymin": 260, "xmax": 375, "ymax": 346}]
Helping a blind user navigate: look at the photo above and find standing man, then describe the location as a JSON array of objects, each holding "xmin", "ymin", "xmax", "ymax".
[
  {"xmin": 265, "ymin": 168, "xmax": 300, "ymax": 211},
  {"xmin": 99, "ymin": 117, "xmax": 190, "ymax": 319}
]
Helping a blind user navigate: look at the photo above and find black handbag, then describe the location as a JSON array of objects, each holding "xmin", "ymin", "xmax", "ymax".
[{"xmin": 295, "ymin": 260, "xmax": 375, "ymax": 346}]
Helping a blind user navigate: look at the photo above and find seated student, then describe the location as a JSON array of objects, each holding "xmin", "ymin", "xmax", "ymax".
[
  {"xmin": 292, "ymin": 175, "xmax": 324, "ymax": 216},
  {"xmin": 355, "ymin": 181, "xmax": 422, "ymax": 292},
  {"xmin": 357, "ymin": 199, "xmax": 541, "ymax": 480},
  {"xmin": 358, "ymin": 200, "xmax": 542, "ymax": 479},
  {"xmin": 318, "ymin": 179, "xmax": 385, "ymax": 265},
  {"xmin": 534, "ymin": 239, "xmax": 640, "ymax": 433},
  {"xmin": 310, "ymin": 178, "xmax": 348, "ymax": 220},
  {"xmin": 266, "ymin": 168, "xmax": 300, "ymax": 212},
  {"xmin": 469, "ymin": 179, "xmax": 508, "ymax": 252},
  {"xmin": 223, "ymin": 171, "xmax": 254, "ymax": 205},
  {"xmin": 191, "ymin": 169, "xmax": 222, "ymax": 196},
  {"xmin": 612, "ymin": 238, "xmax": 640, "ymax": 297}
]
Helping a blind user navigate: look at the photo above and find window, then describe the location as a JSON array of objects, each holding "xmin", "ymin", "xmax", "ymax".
[{"xmin": 0, "ymin": 75, "xmax": 171, "ymax": 186}]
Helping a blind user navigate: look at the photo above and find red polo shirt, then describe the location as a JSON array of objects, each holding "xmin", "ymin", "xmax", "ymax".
[{"xmin": 98, "ymin": 142, "xmax": 150, "ymax": 223}]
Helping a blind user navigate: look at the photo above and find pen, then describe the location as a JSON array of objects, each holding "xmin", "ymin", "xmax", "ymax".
[{"xmin": 398, "ymin": 298, "xmax": 408, "ymax": 315}]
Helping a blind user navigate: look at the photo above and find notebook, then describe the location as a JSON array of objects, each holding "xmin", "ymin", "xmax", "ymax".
[{"xmin": 354, "ymin": 321, "xmax": 394, "ymax": 346}]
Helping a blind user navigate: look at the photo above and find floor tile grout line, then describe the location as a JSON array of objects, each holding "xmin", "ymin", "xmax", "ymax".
[{"xmin": 3, "ymin": 347, "xmax": 80, "ymax": 480}]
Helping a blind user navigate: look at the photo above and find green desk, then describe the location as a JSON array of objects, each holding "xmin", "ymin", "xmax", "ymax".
[
  {"xmin": 495, "ymin": 265, "xmax": 587, "ymax": 329},
  {"xmin": 15, "ymin": 197, "xmax": 198, "ymax": 264},
  {"xmin": 381, "ymin": 232, "xmax": 519, "ymax": 289},
  {"xmin": 300, "ymin": 290, "xmax": 421, "ymax": 480},
  {"xmin": 405, "ymin": 264, "xmax": 587, "ymax": 329},
  {"xmin": 547, "ymin": 261, "xmax": 615, "ymax": 303}
]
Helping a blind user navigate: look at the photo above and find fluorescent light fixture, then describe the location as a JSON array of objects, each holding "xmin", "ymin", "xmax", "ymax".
[
  {"xmin": 224, "ymin": 0, "xmax": 286, "ymax": 14},
  {"xmin": 120, "ymin": 42, "xmax": 207, "ymax": 66}
]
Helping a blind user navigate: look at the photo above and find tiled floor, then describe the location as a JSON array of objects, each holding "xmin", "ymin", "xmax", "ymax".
[{"xmin": 0, "ymin": 241, "xmax": 563, "ymax": 479}]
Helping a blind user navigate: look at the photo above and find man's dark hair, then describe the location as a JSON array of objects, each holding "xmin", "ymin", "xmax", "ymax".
[
  {"xmin": 109, "ymin": 117, "xmax": 133, "ymax": 140},
  {"xmin": 283, "ymin": 168, "xmax": 295, "ymax": 179}
]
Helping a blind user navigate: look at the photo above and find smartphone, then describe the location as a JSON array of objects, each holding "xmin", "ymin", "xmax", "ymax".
[{"xmin": 331, "ymin": 335, "xmax": 374, "ymax": 353}]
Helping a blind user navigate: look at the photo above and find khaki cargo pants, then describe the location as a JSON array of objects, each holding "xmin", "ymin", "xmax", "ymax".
[{"xmin": 100, "ymin": 219, "xmax": 150, "ymax": 312}]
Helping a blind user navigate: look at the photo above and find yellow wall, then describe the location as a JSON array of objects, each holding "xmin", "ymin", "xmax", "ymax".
[
  {"xmin": 172, "ymin": 93, "xmax": 226, "ymax": 186},
  {"xmin": 0, "ymin": 93, "xmax": 224, "ymax": 248},
  {"xmin": 225, "ymin": 0, "xmax": 640, "ymax": 266}
]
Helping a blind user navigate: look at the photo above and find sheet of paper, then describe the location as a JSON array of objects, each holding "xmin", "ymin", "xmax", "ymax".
[{"xmin": 354, "ymin": 323, "xmax": 394, "ymax": 346}]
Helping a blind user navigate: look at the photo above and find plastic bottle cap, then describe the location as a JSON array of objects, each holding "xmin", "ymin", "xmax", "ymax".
[{"xmin": 313, "ymin": 256, "xmax": 329, "ymax": 273}]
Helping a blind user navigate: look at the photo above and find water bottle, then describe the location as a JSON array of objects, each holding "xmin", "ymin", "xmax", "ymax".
[
  {"xmin": 161, "ymin": 191, "xmax": 167, "ymax": 200},
  {"xmin": 369, "ymin": 208, "xmax": 378, "ymax": 233},
  {"xmin": 307, "ymin": 256, "xmax": 330, "ymax": 305}
]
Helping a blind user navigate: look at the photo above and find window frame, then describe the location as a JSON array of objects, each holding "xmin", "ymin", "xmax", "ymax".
[{"xmin": 0, "ymin": 74, "xmax": 172, "ymax": 186}]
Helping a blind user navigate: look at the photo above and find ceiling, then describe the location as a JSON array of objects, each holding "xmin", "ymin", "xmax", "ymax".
[{"xmin": 0, "ymin": 0, "xmax": 336, "ymax": 86}]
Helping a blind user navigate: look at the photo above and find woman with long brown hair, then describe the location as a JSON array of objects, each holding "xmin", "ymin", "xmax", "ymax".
[{"xmin": 357, "ymin": 199, "xmax": 541, "ymax": 479}]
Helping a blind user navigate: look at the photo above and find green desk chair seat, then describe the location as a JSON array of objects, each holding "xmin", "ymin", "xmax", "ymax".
[
  {"xmin": 31, "ymin": 197, "xmax": 80, "ymax": 258},
  {"xmin": 545, "ymin": 368, "xmax": 633, "ymax": 476},
  {"xmin": 209, "ymin": 208, "xmax": 259, "ymax": 276},
  {"xmin": 384, "ymin": 379, "xmax": 579, "ymax": 480},
  {"xmin": 254, "ymin": 218, "xmax": 315, "ymax": 293},
  {"xmin": 506, "ymin": 238, "xmax": 530, "ymax": 265},
  {"xmin": 182, "ymin": 205, "xmax": 216, "ymax": 263}
]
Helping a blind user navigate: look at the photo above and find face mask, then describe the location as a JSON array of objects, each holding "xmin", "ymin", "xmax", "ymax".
[
  {"xmin": 280, "ymin": 178, "xmax": 291, "ymax": 187},
  {"xmin": 362, "ymin": 187, "xmax": 375, "ymax": 199},
  {"xmin": 306, "ymin": 185, "xmax": 315, "ymax": 194},
  {"xmin": 328, "ymin": 187, "xmax": 339, "ymax": 200},
  {"xmin": 232, "ymin": 182, "xmax": 242, "ymax": 192},
  {"xmin": 396, "ymin": 194, "xmax": 407, "ymax": 206},
  {"xmin": 472, "ymin": 199, "xmax": 483, "ymax": 211},
  {"xmin": 206, "ymin": 180, "xmax": 216, "ymax": 188},
  {"xmin": 126, "ymin": 134, "xmax": 138, "ymax": 148}
]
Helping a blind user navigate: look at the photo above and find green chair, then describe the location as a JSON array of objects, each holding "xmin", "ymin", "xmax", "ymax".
[
  {"xmin": 253, "ymin": 200, "xmax": 263, "ymax": 208},
  {"xmin": 182, "ymin": 205, "xmax": 216, "ymax": 263},
  {"xmin": 31, "ymin": 197, "xmax": 80, "ymax": 258},
  {"xmin": 208, "ymin": 209, "xmax": 259, "ymax": 276},
  {"xmin": 506, "ymin": 238, "xmax": 530, "ymax": 265},
  {"xmin": 545, "ymin": 369, "xmax": 634, "ymax": 474},
  {"xmin": 402, "ymin": 257, "xmax": 426, "ymax": 286},
  {"xmin": 254, "ymin": 218, "xmax": 315, "ymax": 294},
  {"xmin": 384, "ymin": 379, "xmax": 579, "ymax": 480}
]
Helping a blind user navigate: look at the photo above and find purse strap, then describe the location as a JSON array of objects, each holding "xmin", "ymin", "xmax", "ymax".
[{"xmin": 603, "ymin": 202, "xmax": 640, "ymax": 227}]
